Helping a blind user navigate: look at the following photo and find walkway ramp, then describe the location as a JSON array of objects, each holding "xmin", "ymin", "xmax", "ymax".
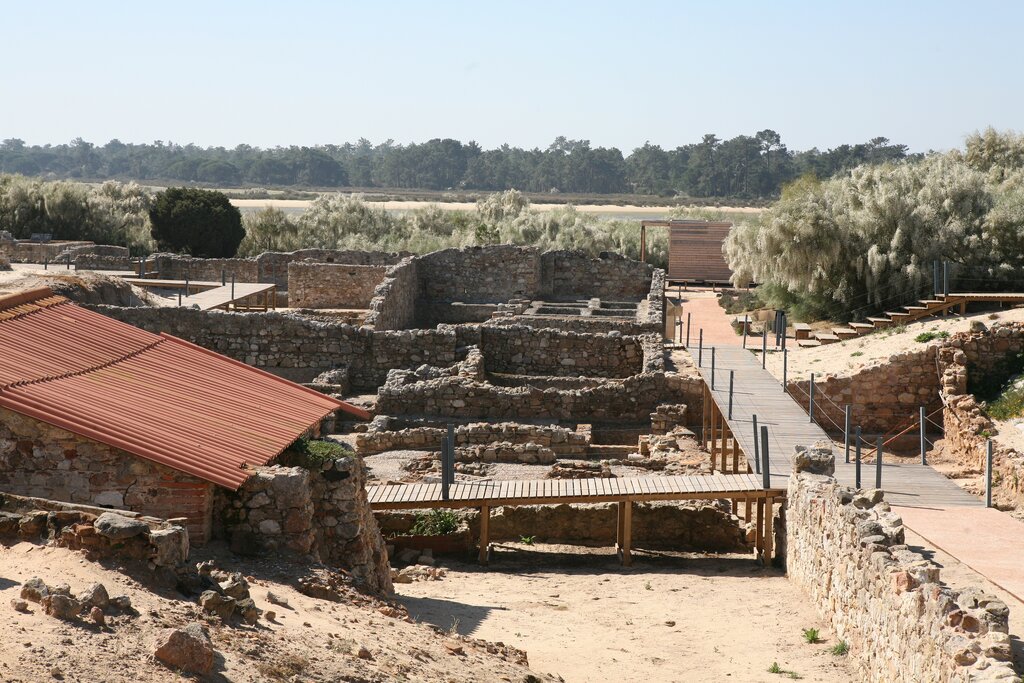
[
  {"xmin": 696, "ymin": 346, "xmax": 982, "ymax": 508},
  {"xmin": 122, "ymin": 278, "xmax": 276, "ymax": 311}
]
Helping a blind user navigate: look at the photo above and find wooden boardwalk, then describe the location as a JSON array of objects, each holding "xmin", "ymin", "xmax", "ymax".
[
  {"xmin": 696, "ymin": 346, "xmax": 982, "ymax": 508},
  {"xmin": 369, "ymin": 473, "xmax": 783, "ymax": 565},
  {"xmin": 122, "ymin": 278, "xmax": 276, "ymax": 311}
]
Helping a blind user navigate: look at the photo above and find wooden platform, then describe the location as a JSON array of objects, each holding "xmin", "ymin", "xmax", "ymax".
[
  {"xmin": 122, "ymin": 278, "xmax": 276, "ymax": 311},
  {"xmin": 696, "ymin": 346, "xmax": 983, "ymax": 508},
  {"xmin": 369, "ymin": 473, "xmax": 783, "ymax": 566}
]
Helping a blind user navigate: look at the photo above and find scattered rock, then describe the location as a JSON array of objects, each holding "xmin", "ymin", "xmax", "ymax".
[
  {"xmin": 200, "ymin": 590, "xmax": 236, "ymax": 621},
  {"xmin": 148, "ymin": 527, "xmax": 189, "ymax": 567},
  {"xmin": 236, "ymin": 598, "xmax": 259, "ymax": 625},
  {"xmin": 266, "ymin": 591, "xmax": 289, "ymax": 608},
  {"xmin": 21, "ymin": 577, "xmax": 49, "ymax": 603},
  {"xmin": 42, "ymin": 594, "xmax": 81, "ymax": 621},
  {"xmin": 444, "ymin": 641, "xmax": 465, "ymax": 656},
  {"xmin": 264, "ymin": 610, "xmax": 276, "ymax": 621},
  {"xmin": 109, "ymin": 595, "xmax": 132, "ymax": 611},
  {"xmin": 93, "ymin": 512, "xmax": 149, "ymax": 540},
  {"xmin": 357, "ymin": 645, "xmax": 373, "ymax": 660},
  {"xmin": 78, "ymin": 582, "xmax": 109, "ymax": 610},
  {"xmin": 154, "ymin": 623, "xmax": 215, "ymax": 674},
  {"xmin": 10, "ymin": 599, "xmax": 29, "ymax": 613},
  {"xmin": 220, "ymin": 573, "xmax": 250, "ymax": 600},
  {"xmin": 89, "ymin": 606, "xmax": 106, "ymax": 627}
]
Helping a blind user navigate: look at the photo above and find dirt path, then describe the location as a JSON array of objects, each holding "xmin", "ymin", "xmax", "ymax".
[
  {"xmin": 398, "ymin": 545, "xmax": 855, "ymax": 682},
  {"xmin": 666, "ymin": 290, "xmax": 744, "ymax": 348}
]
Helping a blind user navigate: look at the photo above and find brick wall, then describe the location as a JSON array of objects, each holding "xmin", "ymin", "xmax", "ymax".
[{"xmin": 0, "ymin": 407, "xmax": 216, "ymax": 544}]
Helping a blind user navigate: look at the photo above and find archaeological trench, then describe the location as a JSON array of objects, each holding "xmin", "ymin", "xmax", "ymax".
[{"xmin": 3, "ymin": 240, "xmax": 1024, "ymax": 681}]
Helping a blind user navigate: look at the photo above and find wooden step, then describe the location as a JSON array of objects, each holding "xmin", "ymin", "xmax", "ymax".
[
  {"xmin": 832, "ymin": 327, "xmax": 859, "ymax": 340},
  {"xmin": 848, "ymin": 322, "xmax": 874, "ymax": 333},
  {"xmin": 793, "ymin": 323, "xmax": 813, "ymax": 340},
  {"xmin": 814, "ymin": 333, "xmax": 840, "ymax": 344},
  {"xmin": 866, "ymin": 317, "xmax": 892, "ymax": 326},
  {"xmin": 903, "ymin": 306, "xmax": 927, "ymax": 312},
  {"xmin": 919, "ymin": 300, "xmax": 944, "ymax": 306},
  {"xmin": 797, "ymin": 339, "xmax": 821, "ymax": 348},
  {"xmin": 885, "ymin": 311, "xmax": 911, "ymax": 319}
]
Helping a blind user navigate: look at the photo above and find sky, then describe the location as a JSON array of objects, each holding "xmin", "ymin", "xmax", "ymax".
[{"xmin": 1, "ymin": 0, "xmax": 1021, "ymax": 154}]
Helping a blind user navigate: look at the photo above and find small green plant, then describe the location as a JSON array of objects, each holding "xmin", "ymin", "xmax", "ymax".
[
  {"xmin": 768, "ymin": 662, "xmax": 782, "ymax": 674},
  {"xmin": 286, "ymin": 436, "xmax": 350, "ymax": 468},
  {"xmin": 408, "ymin": 509, "xmax": 461, "ymax": 536},
  {"xmin": 850, "ymin": 351, "xmax": 863, "ymax": 357},
  {"xmin": 644, "ymin": 581, "xmax": 653, "ymax": 591},
  {"xmin": 448, "ymin": 617, "xmax": 461, "ymax": 635},
  {"xmin": 802, "ymin": 627, "xmax": 820, "ymax": 644},
  {"xmin": 914, "ymin": 330, "xmax": 949, "ymax": 343},
  {"xmin": 887, "ymin": 324, "xmax": 907, "ymax": 336},
  {"xmin": 519, "ymin": 535, "xmax": 536, "ymax": 545},
  {"xmin": 830, "ymin": 640, "xmax": 849, "ymax": 656}
]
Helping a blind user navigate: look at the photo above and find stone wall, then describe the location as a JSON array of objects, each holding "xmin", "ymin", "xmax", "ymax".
[
  {"xmin": 787, "ymin": 455, "xmax": 1016, "ymax": 682},
  {"xmin": 364, "ymin": 257, "xmax": 418, "ymax": 331},
  {"xmin": 217, "ymin": 453, "xmax": 391, "ymax": 593},
  {"xmin": 376, "ymin": 371, "xmax": 698, "ymax": 423},
  {"xmin": 287, "ymin": 262, "xmax": 388, "ymax": 309},
  {"xmin": 937, "ymin": 323, "xmax": 1024, "ymax": 507},
  {"xmin": 74, "ymin": 254, "xmax": 136, "ymax": 271},
  {"xmin": 0, "ymin": 239, "xmax": 97, "ymax": 263},
  {"xmin": 151, "ymin": 253, "xmax": 260, "ymax": 283},
  {"xmin": 355, "ymin": 419, "xmax": 589, "ymax": 456},
  {"xmin": 486, "ymin": 313, "xmax": 657, "ymax": 335},
  {"xmin": 540, "ymin": 250, "xmax": 654, "ymax": 300},
  {"xmin": 0, "ymin": 491, "xmax": 189, "ymax": 568},
  {"xmin": 92, "ymin": 306, "xmax": 458, "ymax": 387},
  {"xmin": 0, "ymin": 407, "xmax": 215, "ymax": 544},
  {"xmin": 417, "ymin": 246, "xmax": 541, "ymax": 304},
  {"xmin": 479, "ymin": 325, "xmax": 644, "ymax": 378},
  {"xmin": 788, "ymin": 346, "xmax": 942, "ymax": 434}
]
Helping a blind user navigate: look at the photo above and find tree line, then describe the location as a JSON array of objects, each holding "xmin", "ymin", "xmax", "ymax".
[{"xmin": 0, "ymin": 133, "xmax": 915, "ymax": 200}]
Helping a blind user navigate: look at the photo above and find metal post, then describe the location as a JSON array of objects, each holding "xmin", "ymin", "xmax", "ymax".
[
  {"xmin": 844, "ymin": 405, "xmax": 851, "ymax": 464},
  {"xmin": 933, "ymin": 260, "xmax": 941, "ymax": 296},
  {"xmin": 919, "ymin": 406, "xmax": 927, "ymax": 465},
  {"xmin": 782, "ymin": 348, "xmax": 788, "ymax": 392},
  {"xmin": 728, "ymin": 371, "xmax": 734, "ymax": 419},
  {"xmin": 698, "ymin": 329, "xmax": 703, "ymax": 366},
  {"xmin": 43, "ymin": 257, "xmax": 48, "ymax": 271},
  {"xmin": 761, "ymin": 327, "xmax": 767, "ymax": 368},
  {"xmin": 985, "ymin": 439, "xmax": 993, "ymax": 508},
  {"xmin": 66, "ymin": 254, "xmax": 71, "ymax": 270},
  {"xmin": 231, "ymin": 275, "xmax": 236, "ymax": 301},
  {"xmin": 855, "ymin": 427, "xmax": 862, "ymax": 489},
  {"xmin": 781, "ymin": 313, "xmax": 787, "ymax": 351},
  {"xmin": 943, "ymin": 261, "xmax": 950, "ymax": 297},
  {"xmin": 686, "ymin": 313, "xmax": 691, "ymax": 347},
  {"xmin": 447, "ymin": 423, "xmax": 456, "ymax": 486},
  {"xmin": 177, "ymin": 290, "xmax": 182, "ymax": 307},
  {"xmin": 742, "ymin": 314, "xmax": 748, "ymax": 348},
  {"xmin": 809, "ymin": 373, "xmax": 815, "ymax": 423},
  {"xmin": 440, "ymin": 436, "xmax": 450, "ymax": 501},
  {"xmin": 222, "ymin": 268, "xmax": 226, "ymax": 286},
  {"xmin": 184, "ymin": 274, "xmax": 189, "ymax": 298},
  {"xmin": 711, "ymin": 347, "xmax": 716, "ymax": 390},
  {"xmin": 875, "ymin": 436, "xmax": 883, "ymax": 489},
  {"xmin": 752, "ymin": 414, "xmax": 760, "ymax": 474},
  {"xmin": 760, "ymin": 425, "xmax": 771, "ymax": 489}
]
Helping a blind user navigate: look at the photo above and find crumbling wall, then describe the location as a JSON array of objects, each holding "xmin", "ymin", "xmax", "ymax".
[
  {"xmin": 376, "ymin": 372, "xmax": 698, "ymax": 422},
  {"xmin": 0, "ymin": 240, "xmax": 98, "ymax": 263},
  {"xmin": 356, "ymin": 420, "xmax": 589, "ymax": 456},
  {"xmin": 480, "ymin": 325, "xmax": 644, "ymax": 378},
  {"xmin": 417, "ymin": 245, "xmax": 541, "ymax": 304},
  {"xmin": 256, "ymin": 249, "xmax": 405, "ymax": 288},
  {"xmin": 787, "ymin": 455, "xmax": 1015, "ymax": 682},
  {"xmin": 540, "ymin": 250, "xmax": 654, "ymax": 300},
  {"xmin": 74, "ymin": 254, "xmax": 136, "ymax": 271},
  {"xmin": 287, "ymin": 262, "xmax": 388, "ymax": 309},
  {"xmin": 92, "ymin": 306, "xmax": 458, "ymax": 386},
  {"xmin": 364, "ymin": 257, "xmax": 418, "ymax": 330},
  {"xmin": 0, "ymin": 406, "xmax": 215, "ymax": 544},
  {"xmin": 151, "ymin": 253, "xmax": 260, "ymax": 283},
  {"xmin": 218, "ymin": 458, "xmax": 391, "ymax": 593}
]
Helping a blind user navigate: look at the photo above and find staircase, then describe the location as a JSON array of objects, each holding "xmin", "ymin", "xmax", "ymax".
[{"xmin": 797, "ymin": 295, "xmax": 962, "ymax": 348}]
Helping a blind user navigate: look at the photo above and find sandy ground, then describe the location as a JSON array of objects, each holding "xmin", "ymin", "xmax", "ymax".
[
  {"xmin": 399, "ymin": 544, "xmax": 854, "ymax": 683},
  {"xmin": 765, "ymin": 307, "xmax": 1024, "ymax": 382},
  {"xmin": 0, "ymin": 541, "xmax": 545, "ymax": 682},
  {"xmin": 230, "ymin": 198, "xmax": 764, "ymax": 218}
]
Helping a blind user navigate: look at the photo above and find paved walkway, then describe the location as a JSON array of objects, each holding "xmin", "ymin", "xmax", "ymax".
[
  {"xmin": 696, "ymin": 346, "xmax": 982, "ymax": 507},
  {"xmin": 665, "ymin": 288, "xmax": 747, "ymax": 348}
]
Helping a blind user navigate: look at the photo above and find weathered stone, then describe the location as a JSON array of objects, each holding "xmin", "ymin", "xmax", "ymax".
[
  {"xmin": 154, "ymin": 623, "xmax": 215, "ymax": 674},
  {"xmin": 93, "ymin": 512, "xmax": 149, "ymax": 540},
  {"xmin": 77, "ymin": 583, "xmax": 109, "ymax": 609},
  {"xmin": 41, "ymin": 594, "xmax": 81, "ymax": 620},
  {"xmin": 148, "ymin": 527, "xmax": 189, "ymax": 567},
  {"xmin": 199, "ymin": 590, "xmax": 235, "ymax": 621},
  {"xmin": 20, "ymin": 577, "xmax": 48, "ymax": 603}
]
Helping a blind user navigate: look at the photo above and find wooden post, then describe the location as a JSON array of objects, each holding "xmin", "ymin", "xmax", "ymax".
[
  {"xmin": 479, "ymin": 504, "xmax": 490, "ymax": 564},
  {"xmin": 686, "ymin": 312, "xmax": 691, "ymax": 347},
  {"xmin": 764, "ymin": 496, "xmax": 774, "ymax": 564},
  {"xmin": 701, "ymin": 383, "xmax": 708, "ymax": 450},
  {"xmin": 732, "ymin": 429, "xmax": 739, "ymax": 474},
  {"xmin": 986, "ymin": 439, "xmax": 993, "ymax": 508},
  {"xmin": 728, "ymin": 370, "xmax": 734, "ymax": 419},
  {"xmin": 752, "ymin": 414, "xmax": 760, "ymax": 474},
  {"xmin": 855, "ymin": 426, "xmax": 862, "ymax": 489},
  {"xmin": 755, "ymin": 498, "xmax": 764, "ymax": 557},
  {"xmin": 920, "ymin": 406, "xmax": 927, "ymax": 465},
  {"xmin": 875, "ymin": 436, "xmax": 883, "ymax": 489},
  {"xmin": 621, "ymin": 500, "xmax": 633, "ymax": 566},
  {"xmin": 616, "ymin": 501, "xmax": 625, "ymax": 549},
  {"xmin": 719, "ymin": 413, "xmax": 727, "ymax": 472},
  {"xmin": 710, "ymin": 399, "xmax": 718, "ymax": 469},
  {"xmin": 640, "ymin": 225, "xmax": 647, "ymax": 263},
  {"xmin": 698, "ymin": 329, "xmax": 703, "ymax": 366},
  {"xmin": 844, "ymin": 405, "xmax": 851, "ymax": 464}
]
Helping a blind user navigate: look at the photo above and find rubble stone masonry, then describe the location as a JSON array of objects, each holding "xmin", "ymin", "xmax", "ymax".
[{"xmin": 287, "ymin": 261, "xmax": 388, "ymax": 309}]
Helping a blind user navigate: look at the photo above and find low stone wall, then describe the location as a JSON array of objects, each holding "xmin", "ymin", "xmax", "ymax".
[
  {"xmin": 365, "ymin": 257, "xmax": 418, "ymax": 331},
  {"xmin": 486, "ymin": 314, "xmax": 657, "ymax": 335},
  {"xmin": 0, "ymin": 406, "xmax": 215, "ymax": 544},
  {"xmin": 0, "ymin": 491, "xmax": 189, "ymax": 568},
  {"xmin": 74, "ymin": 254, "xmax": 135, "ymax": 271},
  {"xmin": 640, "ymin": 268, "xmax": 666, "ymax": 330},
  {"xmin": 0, "ymin": 239, "xmax": 97, "ymax": 263},
  {"xmin": 540, "ymin": 250, "xmax": 653, "ymax": 300},
  {"xmin": 378, "ymin": 501, "xmax": 747, "ymax": 551},
  {"xmin": 356, "ymin": 420, "xmax": 589, "ymax": 456},
  {"xmin": 92, "ymin": 306, "xmax": 458, "ymax": 387},
  {"xmin": 787, "ymin": 453, "xmax": 1016, "ymax": 682},
  {"xmin": 788, "ymin": 346, "xmax": 941, "ymax": 434},
  {"xmin": 151, "ymin": 253, "xmax": 260, "ymax": 283},
  {"xmin": 217, "ymin": 453, "xmax": 391, "ymax": 593},
  {"xmin": 376, "ymin": 371, "xmax": 698, "ymax": 423},
  {"xmin": 480, "ymin": 325, "xmax": 643, "ymax": 378},
  {"xmin": 287, "ymin": 262, "xmax": 388, "ymax": 309}
]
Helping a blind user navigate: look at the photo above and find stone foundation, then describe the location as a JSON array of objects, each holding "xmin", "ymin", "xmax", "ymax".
[{"xmin": 356, "ymin": 419, "xmax": 589, "ymax": 456}]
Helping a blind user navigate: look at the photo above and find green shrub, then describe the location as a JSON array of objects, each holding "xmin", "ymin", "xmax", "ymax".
[
  {"xmin": 149, "ymin": 187, "xmax": 244, "ymax": 257},
  {"xmin": 914, "ymin": 331, "xmax": 949, "ymax": 343},
  {"xmin": 286, "ymin": 436, "xmax": 350, "ymax": 468},
  {"xmin": 409, "ymin": 509, "xmax": 461, "ymax": 536}
]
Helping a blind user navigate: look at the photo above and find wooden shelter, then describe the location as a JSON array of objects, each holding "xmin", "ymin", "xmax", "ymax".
[{"xmin": 640, "ymin": 219, "xmax": 734, "ymax": 284}]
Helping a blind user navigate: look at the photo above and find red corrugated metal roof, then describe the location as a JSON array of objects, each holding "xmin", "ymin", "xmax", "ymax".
[{"xmin": 0, "ymin": 288, "xmax": 370, "ymax": 489}]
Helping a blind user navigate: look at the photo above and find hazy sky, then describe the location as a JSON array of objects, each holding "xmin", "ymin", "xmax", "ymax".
[{"xmin": 2, "ymin": 0, "xmax": 1020, "ymax": 153}]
